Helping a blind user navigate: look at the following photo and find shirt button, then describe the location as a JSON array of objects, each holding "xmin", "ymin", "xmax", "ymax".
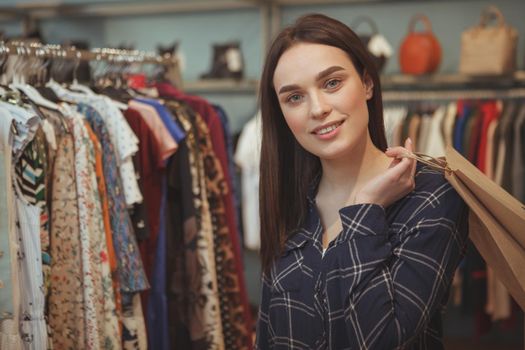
[
  {"xmin": 0, "ymin": 251, "xmax": 3, "ymax": 258},
  {"xmin": 0, "ymin": 280, "xmax": 4, "ymax": 288}
]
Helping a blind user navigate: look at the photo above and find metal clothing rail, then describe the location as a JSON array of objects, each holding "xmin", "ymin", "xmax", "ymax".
[
  {"xmin": 382, "ymin": 88, "xmax": 525, "ymax": 102},
  {"xmin": 0, "ymin": 41, "xmax": 178, "ymax": 66}
]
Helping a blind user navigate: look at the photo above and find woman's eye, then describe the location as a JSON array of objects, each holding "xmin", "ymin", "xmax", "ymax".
[
  {"xmin": 325, "ymin": 79, "xmax": 341, "ymax": 89},
  {"xmin": 287, "ymin": 94, "xmax": 302, "ymax": 103}
]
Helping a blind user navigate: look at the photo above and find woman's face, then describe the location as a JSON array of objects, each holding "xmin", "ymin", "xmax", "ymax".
[{"xmin": 273, "ymin": 42, "xmax": 373, "ymax": 161}]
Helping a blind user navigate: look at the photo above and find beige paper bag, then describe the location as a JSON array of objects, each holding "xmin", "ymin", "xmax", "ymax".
[{"xmin": 408, "ymin": 145, "xmax": 525, "ymax": 310}]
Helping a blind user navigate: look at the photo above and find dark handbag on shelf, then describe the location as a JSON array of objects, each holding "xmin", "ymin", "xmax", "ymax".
[
  {"xmin": 200, "ymin": 41, "xmax": 244, "ymax": 80},
  {"xmin": 351, "ymin": 16, "xmax": 392, "ymax": 73},
  {"xmin": 459, "ymin": 5, "xmax": 518, "ymax": 75},
  {"xmin": 399, "ymin": 14, "xmax": 442, "ymax": 75}
]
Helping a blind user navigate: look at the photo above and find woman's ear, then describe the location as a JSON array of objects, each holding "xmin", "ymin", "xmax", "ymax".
[{"xmin": 363, "ymin": 71, "xmax": 374, "ymax": 100}]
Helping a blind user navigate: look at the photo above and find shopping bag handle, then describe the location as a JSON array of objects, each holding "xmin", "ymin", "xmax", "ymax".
[{"xmin": 399, "ymin": 151, "xmax": 453, "ymax": 174}]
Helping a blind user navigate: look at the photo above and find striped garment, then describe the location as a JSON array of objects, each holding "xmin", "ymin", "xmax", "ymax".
[{"xmin": 256, "ymin": 163, "xmax": 469, "ymax": 349}]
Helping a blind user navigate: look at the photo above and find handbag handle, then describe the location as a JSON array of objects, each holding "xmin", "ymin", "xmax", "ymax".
[
  {"xmin": 351, "ymin": 16, "xmax": 379, "ymax": 36},
  {"xmin": 479, "ymin": 5, "xmax": 506, "ymax": 28},
  {"xmin": 408, "ymin": 14, "xmax": 434, "ymax": 34}
]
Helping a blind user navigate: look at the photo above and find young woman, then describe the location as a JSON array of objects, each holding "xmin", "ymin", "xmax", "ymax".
[{"xmin": 256, "ymin": 14, "xmax": 469, "ymax": 349}]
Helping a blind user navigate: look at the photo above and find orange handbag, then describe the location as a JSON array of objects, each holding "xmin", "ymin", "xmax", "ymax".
[{"xmin": 399, "ymin": 14, "xmax": 442, "ymax": 75}]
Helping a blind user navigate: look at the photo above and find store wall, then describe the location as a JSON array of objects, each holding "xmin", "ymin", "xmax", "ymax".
[
  {"xmin": 102, "ymin": 9, "xmax": 263, "ymax": 130},
  {"xmin": 1, "ymin": 0, "xmax": 525, "ymax": 132},
  {"xmin": 281, "ymin": 0, "xmax": 525, "ymax": 75}
]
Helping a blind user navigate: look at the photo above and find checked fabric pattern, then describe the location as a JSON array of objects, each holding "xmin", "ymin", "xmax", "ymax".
[{"xmin": 256, "ymin": 163, "xmax": 469, "ymax": 349}]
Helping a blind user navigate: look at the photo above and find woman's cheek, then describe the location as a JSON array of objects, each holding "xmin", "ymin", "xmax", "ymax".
[{"xmin": 283, "ymin": 111, "xmax": 307, "ymax": 136}]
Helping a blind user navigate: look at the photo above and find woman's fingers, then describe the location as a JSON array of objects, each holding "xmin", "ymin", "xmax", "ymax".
[
  {"xmin": 387, "ymin": 154, "xmax": 412, "ymax": 181},
  {"xmin": 385, "ymin": 138, "xmax": 416, "ymax": 182},
  {"xmin": 385, "ymin": 146, "xmax": 408, "ymax": 158},
  {"xmin": 404, "ymin": 138, "xmax": 417, "ymax": 179}
]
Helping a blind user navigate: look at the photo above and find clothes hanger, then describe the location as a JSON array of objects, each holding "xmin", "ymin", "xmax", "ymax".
[
  {"xmin": 9, "ymin": 46, "xmax": 61, "ymax": 111},
  {"xmin": 68, "ymin": 53, "xmax": 96, "ymax": 96}
]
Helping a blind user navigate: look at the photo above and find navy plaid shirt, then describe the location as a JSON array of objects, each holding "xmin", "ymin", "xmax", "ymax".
[{"xmin": 256, "ymin": 163, "xmax": 469, "ymax": 349}]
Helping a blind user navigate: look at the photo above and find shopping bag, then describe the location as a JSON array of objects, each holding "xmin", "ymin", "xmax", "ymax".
[{"xmin": 405, "ymin": 145, "xmax": 525, "ymax": 310}]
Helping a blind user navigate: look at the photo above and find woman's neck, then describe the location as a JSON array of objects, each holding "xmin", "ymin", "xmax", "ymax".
[{"xmin": 317, "ymin": 135, "xmax": 390, "ymax": 203}]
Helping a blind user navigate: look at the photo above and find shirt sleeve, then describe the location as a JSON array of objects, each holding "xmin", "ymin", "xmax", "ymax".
[{"xmin": 340, "ymin": 180, "xmax": 468, "ymax": 349}]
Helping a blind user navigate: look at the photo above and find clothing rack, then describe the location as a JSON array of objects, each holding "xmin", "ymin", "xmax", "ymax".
[
  {"xmin": 0, "ymin": 41, "xmax": 178, "ymax": 66},
  {"xmin": 382, "ymin": 87, "xmax": 525, "ymax": 102}
]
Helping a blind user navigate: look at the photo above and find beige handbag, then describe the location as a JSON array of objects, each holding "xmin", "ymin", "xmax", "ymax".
[{"xmin": 459, "ymin": 6, "xmax": 518, "ymax": 75}]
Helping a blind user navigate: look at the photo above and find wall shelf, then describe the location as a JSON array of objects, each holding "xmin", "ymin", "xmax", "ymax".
[
  {"xmin": 0, "ymin": 0, "xmax": 261, "ymax": 19},
  {"xmin": 183, "ymin": 79, "xmax": 259, "ymax": 94},
  {"xmin": 182, "ymin": 72, "xmax": 525, "ymax": 94},
  {"xmin": 381, "ymin": 71, "xmax": 525, "ymax": 90}
]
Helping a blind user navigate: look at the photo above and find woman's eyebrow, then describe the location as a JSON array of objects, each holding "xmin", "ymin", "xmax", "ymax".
[
  {"xmin": 316, "ymin": 65, "xmax": 345, "ymax": 81},
  {"xmin": 278, "ymin": 84, "xmax": 300, "ymax": 95},
  {"xmin": 277, "ymin": 66, "xmax": 345, "ymax": 95}
]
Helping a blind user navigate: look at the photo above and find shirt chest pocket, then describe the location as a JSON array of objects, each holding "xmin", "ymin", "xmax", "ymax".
[{"xmin": 270, "ymin": 248, "xmax": 306, "ymax": 294}]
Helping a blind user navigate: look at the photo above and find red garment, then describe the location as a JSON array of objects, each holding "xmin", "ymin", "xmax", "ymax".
[
  {"xmin": 156, "ymin": 82, "xmax": 253, "ymax": 347},
  {"xmin": 467, "ymin": 107, "xmax": 483, "ymax": 164},
  {"xmin": 476, "ymin": 101, "xmax": 500, "ymax": 174},
  {"xmin": 124, "ymin": 108, "xmax": 164, "ymax": 310}
]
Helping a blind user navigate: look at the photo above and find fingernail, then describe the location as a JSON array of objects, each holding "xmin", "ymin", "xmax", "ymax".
[{"xmin": 407, "ymin": 137, "xmax": 412, "ymax": 145}]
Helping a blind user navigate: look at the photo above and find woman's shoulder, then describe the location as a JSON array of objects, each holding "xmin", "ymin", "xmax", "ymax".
[
  {"xmin": 390, "ymin": 161, "xmax": 466, "ymax": 222},
  {"xmin": 413, "ymin": 161, "xmax": 454, "ymax": 194}
]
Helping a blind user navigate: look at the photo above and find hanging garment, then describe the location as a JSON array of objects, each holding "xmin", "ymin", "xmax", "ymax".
[
  {"xmin": 193, "ymin": 109, "xmax": 253, "ymax": 349},
  {"xmin": 464, "ymin": 105, "xmax": 482, "ymax": 164},
  {"xmin": 13, "ymin": 122, "xmax": 52, "ymax": 305},
  {"xmin": 159, "ymin": 84, "xmax": 252, "ymax": 338},
  {"xmin": 382, "ymin": 106, "xmax": 407, "ymax": 147},
  {"xmin": 84, "ymin": 120, "xmax": 123, "ymax": 329},
  {"xmin": 170, "ymin": 105, "xmax": 224, "ymax": 350},
  {"xmin": 493, "ymin": 102, "xmax": 517, "ymax": 187},
  {"xmin": 123, "ymin": 107, "xmax": 163, "ymax": 278},
  {"xmin": 78, "ymin": 103, "xmax": 148, "ymax": 294},
  {"xmin": 123, "ymin": 107, "xmax": 161, "ymax": 242},
  {"xmin": 512, "ymin": 104, "xmax": 525, "ymax": 201},
  {"xmin": 484, "ymin": 106, "xmax": 500, "ymax": 181},
  {"xmin": 3, "ymin": 102, "xmax": 49, "ymax": 350},
  {"xmin": 49, "ymin": 82, "xmax": 143, "ymax": 207},
  {"xmin": 417, "ymin": 112, "xmax": 432, "ymax": 154},
  {"xmin": 123, "ymin": 107, "xmax": 168, "ymax": 348},
  {"xmin": 69, "ymin": 112, "xmax": 121, "ymax": 349},
  {"xmin": 14, "ymin": 126, "xmax": 52, "ymax": 350},
  {"xmin": 234, "ymin": 115, "xmax": 262, "ymax": 251},
  {"xmin": 407, "ymin": 113, "xmax": 421, "ymax": 146},
  {"xmin": 425, "ymin": 105, "xmax": 447, "ymax": 157},
  {"xmin": 146, "ymin": 178, "xmax": 169, "ymax": 350},
  {"xmin": 127, "ymin": 101, "xmax": 178, "ymax": 162},
  {"xmin": 122, "ymin": 294, "xmax": 147, "ymax": 350},
  {"xmin": 476, "ymin": 101, "xmax": 499, "ymax": 174},
  {"xmin": 156, "ymin": 84, "xmax": 243, "ymax": 267},
  {"xmin": 212, "ymin": 104, "xmax": 243, "ymax": 242},
  {"xmin": 0, "ymin": 107, "xmax": 23, "ymax": 350},
  {"xmin": 166, "ymin": 135, "xmax": 194, "ymax": 350},
  {"xmin": 48, "ymin": 129, "xmax": 87, "ymax": 349},
  {"xmin": 133, "ymin": 98, "xmax": 185, "ymax": 143},
  {"xmin": 442, "ymin": 102, "xmax": 458, "ymax": 148}
]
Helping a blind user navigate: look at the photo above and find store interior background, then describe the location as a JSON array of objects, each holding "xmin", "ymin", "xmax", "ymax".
[{"xmin": 1, "ymin": 0, "xmax": 524, "ymax": 348}]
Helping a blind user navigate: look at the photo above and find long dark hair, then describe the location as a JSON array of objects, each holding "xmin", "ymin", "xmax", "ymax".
[{"xmin": 259, "ymin": 13, "xmax": 388, "ymax": 273}]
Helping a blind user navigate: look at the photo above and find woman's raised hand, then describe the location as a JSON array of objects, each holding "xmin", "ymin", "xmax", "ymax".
[{"xmin": 354, "ymin": 138, "xmax": 417, "ymax": 208}]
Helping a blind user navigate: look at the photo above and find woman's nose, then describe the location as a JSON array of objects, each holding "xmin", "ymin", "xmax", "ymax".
[{"xmin": 309, "ymin": 91, "xmax": 331, "ymax": 119}]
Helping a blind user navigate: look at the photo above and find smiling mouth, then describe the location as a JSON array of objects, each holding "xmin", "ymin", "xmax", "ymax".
[{"xmin": 313, "ymin": 120, "xmax": 344, "ymax": 135}]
